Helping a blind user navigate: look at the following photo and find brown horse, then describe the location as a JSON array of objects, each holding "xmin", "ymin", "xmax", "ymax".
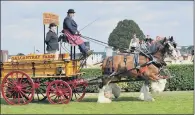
[{"xmin": 98, "ymin": 37, "xmax": 178, "ymax": 102}]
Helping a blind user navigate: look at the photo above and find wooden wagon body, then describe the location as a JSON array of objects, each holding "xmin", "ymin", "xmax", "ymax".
[{"xmin": 0, "ymin": 53, "xmax": 88, "ymax": 105}]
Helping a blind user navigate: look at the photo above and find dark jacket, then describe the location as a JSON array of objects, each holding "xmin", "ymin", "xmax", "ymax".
[
  {"xmin": 63, "ymin": 16, "xmax": 78, "ymax": 35},
  {"xmin": 45, "ymin": 30, "xmax": 59, "ymax": 51}
]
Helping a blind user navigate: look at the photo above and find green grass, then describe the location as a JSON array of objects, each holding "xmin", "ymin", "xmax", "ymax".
[{"xmin": 1, "ymin": 91, "xmax": 194, "ymax": 114}]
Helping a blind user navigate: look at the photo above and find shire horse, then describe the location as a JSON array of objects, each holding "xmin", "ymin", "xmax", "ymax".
[{"xmin": 98, "ymin": 37, "xmax": 178, "ymax": 103}]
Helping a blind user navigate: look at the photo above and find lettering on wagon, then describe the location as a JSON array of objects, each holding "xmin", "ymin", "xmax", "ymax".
[{"xmin": 11, "ymin": 54, "xmax": 55, "ymax": 61}]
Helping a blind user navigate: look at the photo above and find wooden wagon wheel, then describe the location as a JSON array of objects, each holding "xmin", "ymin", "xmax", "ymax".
[
  {"xmin": 1, "ymin": 71, "xmax": 35, "ymax": 105},
  {"xmin": 33, "ymin": 78, "xmax": 47, "ymax": 102},
  {"xmin": 46, "ymin": 80, "xmax": 72, "ymax": 104},
  {"xmin": 71, "ymin": 78, "xmax": 88, "ymax": 102}
]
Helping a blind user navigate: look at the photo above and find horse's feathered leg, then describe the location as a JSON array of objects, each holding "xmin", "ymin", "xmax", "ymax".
[
  {"xmin": 138, "ymin": 80, "xmax": 155, "ymax": 101},
  {"xmin": 144, "ymin": 80, "xmax": 155, "ymax": 101}
]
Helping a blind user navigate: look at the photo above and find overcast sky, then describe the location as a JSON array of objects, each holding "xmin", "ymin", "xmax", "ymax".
[{"xmin": 1, "ymin": 1, "xmax": 193, "ymax": 55}]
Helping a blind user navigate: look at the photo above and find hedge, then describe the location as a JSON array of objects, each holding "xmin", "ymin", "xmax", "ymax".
[{"xmin": 81, "ymin": 64, "xmax": 194, "ymax": 92}]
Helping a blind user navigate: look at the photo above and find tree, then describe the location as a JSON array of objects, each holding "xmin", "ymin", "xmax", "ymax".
[
  {"xmin": 187, "ymin": 45, "xmax": 194, "ymax": 51},
  {"xmin": 17, "ymin": 53, "xmax": 25, "ymax": 56},
  {"xmin": 108, "ymin": 19, "xmax": 145, "ymax": 50}
]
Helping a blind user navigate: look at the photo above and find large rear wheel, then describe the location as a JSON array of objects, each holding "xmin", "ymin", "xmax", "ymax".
[{"xmin": 1, "ymin": 71, "xmax": 35, "ymax": 105}]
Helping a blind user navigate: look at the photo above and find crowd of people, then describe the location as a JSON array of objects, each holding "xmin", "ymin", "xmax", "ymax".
[{"xmin": 129, "ymin": 33, "xmax": 163, "ymax": 54}]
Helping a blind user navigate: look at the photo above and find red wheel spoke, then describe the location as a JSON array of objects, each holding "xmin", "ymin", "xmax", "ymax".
[
  {"xmin": 55, "ymin": 83, "xmax": 59, "ymax": 90},
  {"xmin": 22, "ymin": 79, "xmax": 28, "ymax": 84},
  {"xmin": 60, "ymin": 95, "xmax": 67, "ymax": 103},
  {"xmin": 22, "ymin": 84, "xmax": 31, "ymax": 88},
  {"xmin": 19, "ymin": 74, "xmax": 24, "ymax": 84},
  {"xmin": 7, "ymin": 79, "xmax": 15, "ymax": 85},
  {"xmin": 3, "ymin": 84, "xmax": 13, "ymax": 89},
  {"xmin": 22, "ymin": 88, "xmax": 32, "ymax": 93},
  {"xmin": 20, "ymin": 90, "xmax": 29, "ymax": 100},
  {"xmin": 4, "ymin": 91, "xmax": 14, "ymax": 98},
  {"xmin": 48, "ymin": 90, "xmax": 54, "ymax": 93},
  {"xmin": 58, "ymin": 96, "xmax": 64, "ymax": 104},
  {"xmin": 64, "ymin": 95, "xmax": 69, "ymax": 99},
  {"xmin": 50, "ymin": 86, "xmax": 55, "ymax": 91},
  {"xmin": 49, "ymin": 94, "xmax": 56, "ymax": 98},
  {"xmin": 19, "ymin": 92, "xmax": 26, "ymax": 104},
  {"xmin": 17, "ymin": 93, "xmax": 20, "ymax": 104}
]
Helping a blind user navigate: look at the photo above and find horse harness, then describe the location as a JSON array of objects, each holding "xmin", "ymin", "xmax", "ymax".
[{"xmin": 123, "ymin": 53, "xmax": 150, "ymax": 75}]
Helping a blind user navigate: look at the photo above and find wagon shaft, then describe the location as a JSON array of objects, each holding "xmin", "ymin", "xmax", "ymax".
[{"xmin": 86, "ymin": 76, "xmax": 103, "ymax": 85}]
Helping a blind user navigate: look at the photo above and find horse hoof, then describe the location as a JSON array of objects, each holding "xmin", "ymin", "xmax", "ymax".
[
  {"xmin": 151, "ymin": 98, "xmax": 155, "ymax": 101},
  {"xmin": 138, "ymin": 96, "xmax": 144, "ymax": 101},
  {"xmin": 144, "ymin": 98, "xmax": 155, "ymax": 102},
  {"xmin": 147, "ymin": 98, "xmax": 155, "ymax": 102}
]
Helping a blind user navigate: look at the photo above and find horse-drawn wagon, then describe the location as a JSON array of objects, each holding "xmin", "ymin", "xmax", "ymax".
[{"xmin": 0, "ymin": 12, "xmax": 178, "ymax": 105}]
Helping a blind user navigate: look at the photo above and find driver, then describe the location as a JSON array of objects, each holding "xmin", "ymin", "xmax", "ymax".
[{"xmin": 63, "ymin": 9, "xmax": 93, "ymax": 57}]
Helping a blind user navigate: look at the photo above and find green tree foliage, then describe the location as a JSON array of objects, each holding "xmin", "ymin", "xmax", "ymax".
[{"xmin": 108, "ymin": 19, "xmax": 145, "ymax": 50}]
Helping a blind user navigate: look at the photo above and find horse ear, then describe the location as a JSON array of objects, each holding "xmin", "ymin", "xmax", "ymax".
[{"xmin": 169, "ymin": 36, "xmax": 173, "ymax": 42}]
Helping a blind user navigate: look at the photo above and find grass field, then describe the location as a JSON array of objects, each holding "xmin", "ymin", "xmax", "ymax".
[{"xmin": 1, "ymin": 91, "xmax": 194, "ymax": 114}]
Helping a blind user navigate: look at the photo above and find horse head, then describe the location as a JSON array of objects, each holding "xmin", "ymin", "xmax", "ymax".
[{"xmin": 155, "ymin": 36, "xmax": 178, "ymax": 60}]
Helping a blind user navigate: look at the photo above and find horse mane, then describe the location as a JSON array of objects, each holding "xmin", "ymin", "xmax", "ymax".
[{"xmin": 147, "ymin": 40, "xmax": 164, "ymax": 54}]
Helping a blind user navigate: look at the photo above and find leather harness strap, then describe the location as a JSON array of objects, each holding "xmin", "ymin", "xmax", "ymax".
[
  {"xmin": 124, "ymin": 55, "xmax": 127, "ymax": 66},
  {"xmin": 138, "ymin": 57, "xmax": 149, "ymax": 74}
]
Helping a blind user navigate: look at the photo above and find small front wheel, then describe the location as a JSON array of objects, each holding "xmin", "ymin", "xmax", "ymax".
[{"xmin": 46, "ymin": 80, "xmax": 72, "ymax": 104}]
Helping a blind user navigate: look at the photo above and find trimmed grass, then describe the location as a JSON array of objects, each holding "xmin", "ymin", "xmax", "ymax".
[{"xmin": 1, "ymin": 91, "xmax": 194, "ymax": 114}]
